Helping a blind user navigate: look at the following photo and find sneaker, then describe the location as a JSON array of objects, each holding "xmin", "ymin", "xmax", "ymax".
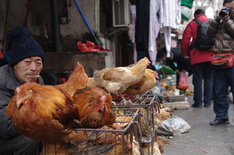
[
  {"xmin": 191, "ymin": 104, "xmax": 202, "ymax": 108},
  {"xmin": 210, "ymin": 118, "xmax": 230, "ymax": 126}
]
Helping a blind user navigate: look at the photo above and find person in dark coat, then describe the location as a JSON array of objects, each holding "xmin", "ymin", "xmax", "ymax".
[
  {"xmin": 0, "ymin": 26, "xmax": 44, "ymax": 155},
  {"xmin": 181, "ymin": 9, "xmax": 213, "ymax": 108},
  {"xmin": 157, "ymin": 47, "xmax": 192, "ymax": 87},
  {"xmin": 207, "ymin": 0, "xmax": 234, "ymax": 126}
]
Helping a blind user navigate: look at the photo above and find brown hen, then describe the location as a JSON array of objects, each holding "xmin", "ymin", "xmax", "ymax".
[
  {"xmin": 6, "ymin": 82, "xmax": 87, "ymax": 144},
  {"xmin": 55, "ymin": 62, "xmax": 88, "ymax": 97},
  {"xmin": 93, "ymin": 57, "xmax": 150, "ymax": 104},
  {"xmin": 73, "ymin": 86, "xmax": 117, "ymax": 128},
  {"xmin": 124, "ymin": 69, "xmax": 158, "ymax": 95},
  {"xmin": 93, "ymin": 57, "xmax": 150, "ymax": 95},
  {"xmin": 87, "ymin": 77, "xmax": 97, "ymax": 87}
]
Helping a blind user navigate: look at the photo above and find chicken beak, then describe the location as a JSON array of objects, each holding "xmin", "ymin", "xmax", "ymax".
[
  {"xmin": 16, "ymin": 97, "xmax": 24, "ymax": 108},
  {"xmin": 16, "ymin": 101, "xmax": 22, "ymax": 108}
]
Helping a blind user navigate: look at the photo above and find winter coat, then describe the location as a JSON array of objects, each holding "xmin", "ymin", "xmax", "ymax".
[
  {"xmin": 166, "ymin": 47, "xmax": 190, "ymax": 71},
  {"xmin": 207, "ymin": 17, "xmax": 234, "ymax": 54},
  {"xmin": 0, "ymin": 64, "xmax": 44, "ymax": 141},
  {"xmin": 181, "ymin": 14, "xmax": 213, "ymax": 65}
]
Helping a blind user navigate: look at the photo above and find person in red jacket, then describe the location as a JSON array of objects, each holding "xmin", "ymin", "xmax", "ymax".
[{"xmin": 181, "ymin": 9, "xmax": 213, "ymax": 108}]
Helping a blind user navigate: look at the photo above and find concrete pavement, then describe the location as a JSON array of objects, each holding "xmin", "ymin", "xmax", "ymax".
[{"xmin": 163, "ymin": 95, "xmax": 234, "ymax": 155}]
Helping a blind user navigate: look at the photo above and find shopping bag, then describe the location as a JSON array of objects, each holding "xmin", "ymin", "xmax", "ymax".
[{"xmin": 177, "ymin": 72, "xmax": 189, "ymax": 90}]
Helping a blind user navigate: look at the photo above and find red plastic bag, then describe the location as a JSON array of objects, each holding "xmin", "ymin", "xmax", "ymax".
[
  {"xmin": 77, "ymin": 41, "xmax": 99, "ymax": 52},
  {"xmin": 77, "ymin": 40, "xmax": 111, "ymax": 52},
  {"xmin": 177, "ymin": 72, "xmax": 189, "ymax": 90},
  {"xmin": 0, "ymin": 50, "xmax": 3, "ymax": 59}
]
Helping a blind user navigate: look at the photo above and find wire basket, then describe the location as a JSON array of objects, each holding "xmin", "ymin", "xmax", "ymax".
[
  {"xmin": 41, "ymin": 108, "xmax": 143, "ymax": 155},
  {"xmin": 112, "ymin": 91, "xmax": 161, "ymax": 155},
  {"xmin": 113, "ymin": 91, "xmax": 161, "ymax": 132}
]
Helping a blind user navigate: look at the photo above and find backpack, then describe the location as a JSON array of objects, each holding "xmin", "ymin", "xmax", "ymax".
[{"xmin": 189, "ymin": 18, "xmax": 215, "ymax": 50}]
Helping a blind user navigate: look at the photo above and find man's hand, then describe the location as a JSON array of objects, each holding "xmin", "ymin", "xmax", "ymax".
[
  {"xmin": 216, "ymin": 9, "xmax": 229, "ymax": 20},
  {"xmin": 176, "ymin": 69, "xmax": 181, "ymax": 75},
  {"xmin": 215, "ymin": 10, "xmax": 221, "ymax": 20}
]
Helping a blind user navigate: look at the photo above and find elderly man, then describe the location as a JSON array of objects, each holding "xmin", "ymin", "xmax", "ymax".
[{"xmin": 0, "ymin": 26, "xmax": 44, "ymax": 154}]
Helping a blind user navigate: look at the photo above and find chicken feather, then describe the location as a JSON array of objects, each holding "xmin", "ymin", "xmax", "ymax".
[
  {"xmin": 124, "ymin": 69, "xmax": 158, "ymax": 95},
  {"xmin": 93, "ymin": 57, "xmax": 150, "ymax": 96},
  {"xmin": 55, "ymin": 62, "xmax": 88, "ymax": 97},
  {"xmin": 6, "ymin": 82, "xmax": 86, "ymax": 144},
  {"xmin": 73, "ymin": 86, "xmax": 116, "ymax": 128}
]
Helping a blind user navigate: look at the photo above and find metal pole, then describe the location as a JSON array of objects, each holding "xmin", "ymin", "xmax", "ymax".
[
  {"xmin": 3, "ymin": 0, "xmax": 10, "ymax": 54},
  {"xmin": 73, "ymin": 0, "xmax": 100, "ymax": 45}
]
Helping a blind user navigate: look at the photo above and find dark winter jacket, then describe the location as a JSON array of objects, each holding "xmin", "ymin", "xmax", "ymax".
[
  {"xmin": 0, "ymin": 64, "xmax": 43, "ymax": 141},
  {"xmin": 166, "ymin": 47, "xmax": 190, "ymax": 72},
  {"xmin": 181, "ymin": 14, "xmax": 213, "ymax": 65},
  {"xmin": 207, "ymin": 17, "xmax": 234, "ymax": 54}
]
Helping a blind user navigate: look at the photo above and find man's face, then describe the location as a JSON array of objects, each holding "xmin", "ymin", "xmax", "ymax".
[
  {"xmin": 224, "ymin": 1, "xmax": 234, "ymax": 18},
  {"xmin": 13, "ymin": 56, "xmax": 43, "ymax": 83}
]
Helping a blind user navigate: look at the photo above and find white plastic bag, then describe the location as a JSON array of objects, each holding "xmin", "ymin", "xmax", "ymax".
[{"xmin": 157, "ymin": 116, "xmax": 191, "ymax": 136}]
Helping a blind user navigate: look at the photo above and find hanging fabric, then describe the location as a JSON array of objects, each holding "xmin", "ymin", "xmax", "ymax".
[
  {"xmin": 160, "ymin": 0, "xmax": 181, "ymax": 57},
  {"xmin": 181, "ymin": 0, "xmax": 194, "ymax": 9},
  {"xmin": 135, "ymin": 0, "xmax": 150, "ymax": 61},
  {"xmin": 129, "ymin": 5, "xmax": 137, "ymax": 63},
  {"xmin": 148, "ymin": 0, "xmax": 161, "ymax": 65},
  {"xmin": 181, "ymin": 7, "xmax": 193, "ymax": 21}
]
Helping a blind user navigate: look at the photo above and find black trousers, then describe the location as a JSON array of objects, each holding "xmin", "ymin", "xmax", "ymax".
[
  {"xmin": 192, "ymin": 62, "xmax": 213, "ymax": 106},
  {"xmin": 0, "ymin": 134, "xmax": 40, "ymax": 155}
]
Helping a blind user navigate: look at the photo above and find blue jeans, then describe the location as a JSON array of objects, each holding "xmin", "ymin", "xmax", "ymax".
[
  {"xmin": 192, "ymin": 62, "xmax": 213, "ymax": 106},
  {"xmin": 213, "ymin": 65, "xmax": 234, "ymax": 120}
]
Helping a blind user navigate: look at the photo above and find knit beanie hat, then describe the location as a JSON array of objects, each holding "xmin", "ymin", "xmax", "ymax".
[{"xmin": 8, "ymin": 26, "xmax": 44, "ymax": 66}]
